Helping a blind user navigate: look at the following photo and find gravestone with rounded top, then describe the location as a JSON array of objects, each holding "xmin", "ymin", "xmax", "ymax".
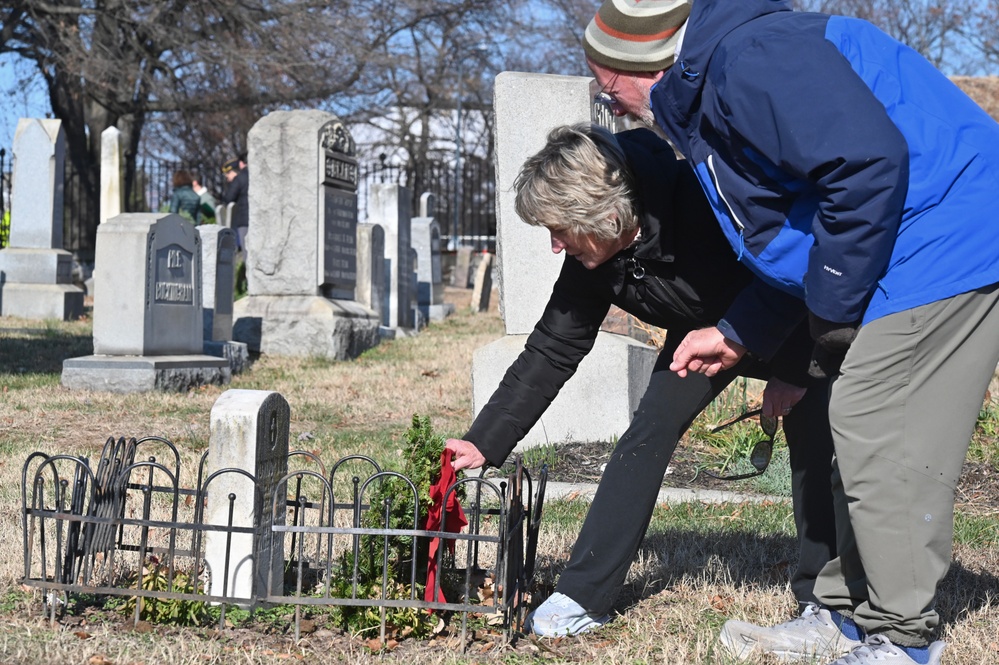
[
  {"xmin": 412, "ymin": 216, "xmax": 453, "ymax": 322},
  {"xmin": 205, "ymin": 389, "xmax": 289, "ymax": 605},
  {"xmin": 199, "ymin": 224, "xmax": 249, "ymax": 374}
]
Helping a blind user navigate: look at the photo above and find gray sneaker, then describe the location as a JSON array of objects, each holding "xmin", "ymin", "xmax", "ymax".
[
  {"xmin": 829, "ymin": 634, "xmax": 946, "ymax": 664},
  {"xmin": 719, "ymin": 603, "xmax": 864, "ymax": 662},
  {"xmin": 526, "ymin": 592, "xmax": 610, "ymax": 638}
]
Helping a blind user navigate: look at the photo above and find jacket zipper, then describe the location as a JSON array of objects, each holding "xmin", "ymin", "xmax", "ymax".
[
  {"xmin": 706, "ymin": 154, "xmax": 747, "ymax": 260},
  {"xmin": 626, "ymin": 257, "xmax": 701, "ymax": 323}
]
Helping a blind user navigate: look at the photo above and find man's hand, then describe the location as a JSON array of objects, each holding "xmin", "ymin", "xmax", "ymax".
[
  {"xmin": 669, "ymin": 327, "xmax": 747, "ymax": 377},
  {"xmin": 762, "ymin": 377, "xmax": 807, "ymax": 418},
  {"xmin": 445, "ymin": 438, "xmax": 487, "ymax": 471}
]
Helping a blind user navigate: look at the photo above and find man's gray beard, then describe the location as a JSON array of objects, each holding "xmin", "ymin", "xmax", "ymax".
[{"xmin": 638, "ymin": 104, "xmax": 671, "ymax": 142}]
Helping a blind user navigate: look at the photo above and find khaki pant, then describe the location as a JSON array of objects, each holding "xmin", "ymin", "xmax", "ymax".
[{"xmin": 815, "ymin": 283, "xmax": 999, "ymax": 646}]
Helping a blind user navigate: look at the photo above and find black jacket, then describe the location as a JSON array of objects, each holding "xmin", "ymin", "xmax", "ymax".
[
  {"xmin": 465, "ymin": 128, "xmax": 813, "ymax": 467},
  {"xmin": 223, "ymin": 167, "xmax": 249, "ymax": 229}
]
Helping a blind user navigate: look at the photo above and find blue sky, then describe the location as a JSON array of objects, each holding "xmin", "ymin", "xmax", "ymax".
[{"xmin": 1, "ymin": 53, "xmax": 50, "ymax": 150}]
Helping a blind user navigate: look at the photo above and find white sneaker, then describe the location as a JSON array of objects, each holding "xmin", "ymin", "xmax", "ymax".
[
  {"xmin": 720, "ymin": 603, "xmax": 864, "ymax": 662},
  {"xmin": 829, "ymin": 634, "xmax": 946, "ymax": 664},
  {"xmin": 526, "ymin": 592, "xmax": 610, "ymax": 637}
]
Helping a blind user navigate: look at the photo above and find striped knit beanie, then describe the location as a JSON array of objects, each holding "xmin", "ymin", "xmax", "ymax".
[{"xmin": 583, "ymin": 0, "xmax": 693, "ymax": 72}]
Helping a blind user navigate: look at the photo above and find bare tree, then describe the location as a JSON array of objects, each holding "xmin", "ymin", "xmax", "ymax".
[
  {"xmin": 794, "ymin": 0, "xmax": 980, "ymax": 72},
  {"xmin": 0, "ymin": 0, "xmax": 492, "ymax": 256},
  {"xmin": 964, "ymin": 0, "xmax": 999, "ymax": 72}
]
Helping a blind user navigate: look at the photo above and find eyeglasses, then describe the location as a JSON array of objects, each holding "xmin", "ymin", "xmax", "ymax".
[
  {"xmin": 594, "ymin": 73, "xmax": 623, "ymax": 114},
  {"xmin": 703, "ymin": 409, "xmax": 778, "ymax": 481}
]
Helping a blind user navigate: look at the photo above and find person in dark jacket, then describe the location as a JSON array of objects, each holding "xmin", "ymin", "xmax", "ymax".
[
  {"xmin": 583, "ymin": 1, "xmax": 999, "ymax": 662},
  {"xmin": 446, "ymin": 123, "xmax": 837, "ymax": 638},
  {"xmin": 222, "ymin": 155, "xmax": 249, "ymax": 251},
  {"xmin": 168, "ymin": 170, "xmax": 202, "ymax": 223}
]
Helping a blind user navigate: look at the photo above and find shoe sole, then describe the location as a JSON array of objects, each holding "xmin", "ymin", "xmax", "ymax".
[
  {"xmin": 719, "ymin": 622, "xmax": 858, "ymax": 663},
  {"xmin": 530, "ymin": 614, "xmax": 610, "ymax": 638}
]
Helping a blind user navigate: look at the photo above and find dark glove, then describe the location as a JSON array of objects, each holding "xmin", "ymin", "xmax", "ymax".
[{"xmin": 807, "ymin": 313, "xmax": 859, "ymax": 379}]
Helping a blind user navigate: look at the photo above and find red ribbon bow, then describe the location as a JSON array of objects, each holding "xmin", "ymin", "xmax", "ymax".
[{"xmin": 423, "ymin": 448, "xmax": 467, "ymax": 604}]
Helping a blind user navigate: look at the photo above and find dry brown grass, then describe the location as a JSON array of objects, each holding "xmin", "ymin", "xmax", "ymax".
[{"xmin": 2, "ymin": 287, "xmax": 998, "ymax": 664}]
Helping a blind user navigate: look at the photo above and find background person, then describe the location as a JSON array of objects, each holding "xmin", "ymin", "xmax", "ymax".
[
  {"xmin": 446, "ymin": 123, "xmax": 837, "ymax": 638},
  {"xmin": 221, "ymin": 154, "xmax": 249, "ymax": 252},
  {"xmin": 192, "ymin": 175, "xmax": 217, "ymax": 224},
  {"xmin": 583, "ymin": 0, "xmax": 999, "ymax": 662},
  {"xmin": 167, "ymin": 169, "xmax": 201, "ymax": 223}
]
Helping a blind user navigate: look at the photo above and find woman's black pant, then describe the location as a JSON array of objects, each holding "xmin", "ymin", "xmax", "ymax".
[{"xmin": 554, "ymin": 339, "xmax": 837, "ymax": 615}]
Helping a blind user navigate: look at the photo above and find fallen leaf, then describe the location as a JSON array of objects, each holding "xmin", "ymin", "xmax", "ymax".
[
  {"xmin": 88, "ymin": 656, "xmax": 113, "ymax": 665},
  {"xmin": 710, "ymin": 594, "xmax": 734, "ymax": 612},
  {"xmin": 74, "ymin": 631, "xmax": 92, "ymax": 640}
]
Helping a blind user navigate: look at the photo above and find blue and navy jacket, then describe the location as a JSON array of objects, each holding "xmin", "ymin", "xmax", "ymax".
[{"xmin": 651, "ymin": 0, "xmax": 999, "ymax": 359}]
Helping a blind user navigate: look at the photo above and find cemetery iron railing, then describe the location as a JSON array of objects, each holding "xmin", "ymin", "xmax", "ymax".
[
  {"xmin": 357, "ymin": 156, "xmax": 496, "ymax": 252},
  {"xmin": 53, "ymin": 154, "xmax": 496, "ymax": 260},
  {"xmin": 22, "ymin": 435, "xmax": 546, "ymax": 646}
]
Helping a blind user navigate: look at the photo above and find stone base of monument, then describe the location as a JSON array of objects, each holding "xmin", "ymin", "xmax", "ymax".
[
  {"xmin": 0, "ymin": 282, "xmax": 85, "ymax": 321},
  {"xmin": 204, "ymin": 340, "xmax": 251, "ymax": 374},
  {"xmin": 420, "ymin": 302, "xmax": 455, "ymax": 323},
  {"xmin": 232, "ymin": 294, "xmax": 380, "ymax": 359},
  {"xmin": 61, "ymin": 355, "xmax": 231, "ymax": 393},
  {"xmin": 472, "ymin": 331, "xmax": 658, "ymax": 448}
]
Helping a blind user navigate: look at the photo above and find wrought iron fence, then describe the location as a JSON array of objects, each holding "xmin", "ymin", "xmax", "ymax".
[
  {"xmin": 125, "ymin": 158, "xmax": 229, "ymax": 216},
  {"xmin": 53, "ymin": 155, "xmax": 496, "ymax": 259},
  {"xmin": 22, "ymin": 435, "xmax": 545, "ymax": 645},
  {"xmin": 358, "ymin": 157, "xmax": 496, "ymax": 252}
]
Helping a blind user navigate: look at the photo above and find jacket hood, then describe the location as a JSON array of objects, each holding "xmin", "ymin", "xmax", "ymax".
[{"xmin": 665, "ymin": 0, "xmax": 791, "ymax": 114}]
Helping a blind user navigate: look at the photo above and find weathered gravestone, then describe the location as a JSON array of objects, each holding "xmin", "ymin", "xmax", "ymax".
[
  {"xmin": 100, "ymin": 127, "xmax": 123, "ymax": 226},
  {"xmin": 367, "ymin": 183, "xmax": 415, "ymax": 331},
  {"xmin": 452, "ymin": 247, "xmax": 474, "ymax": 289},
  {"xmin": 471, "ymin": 252, "xmax": 494, "ymax": 313},
  {"xmin": 205, "ymin": 389, "xmax": 289, "ymax": 605},
  {"xmin": 61, "ymin": 213, "xmax": 230, "ymax": 392},
  {"xmin": 0, "ymin": 118, "xmax": 85, "ymax": 320},
  {"xmin": 87, "ymin": 126, "xmax": 125, "ymax": 299},
  {"xmin": 471, "ymin": 72, "xmax": 657, "ymax": 448},
  {"xmin": 231, "ymin": 110, "xmax": 380, "ymax": 358},
  {"xmin": 409, "ymin": 247, "xmax": 424, "ymax": 330},
  {"xmin": 199, "ymin": 224, "xmax": 249, "ymax": 374},
  {"xmin": 355, "ymin": 223, "xmax": 386, "ymax": 324},
  {"xmin": 412, "ymin": 215, "xmax": 454, "ymax": 322}
]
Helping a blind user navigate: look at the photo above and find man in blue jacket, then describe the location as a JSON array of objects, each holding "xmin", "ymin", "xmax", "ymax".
[{"xmin": 584, "ymin": 0, "xmax": 999, "ymax": 663}]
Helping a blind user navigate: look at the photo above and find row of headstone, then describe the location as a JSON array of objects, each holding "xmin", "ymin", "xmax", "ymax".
[{"xmin": 7, "ymin": 111, "xmax": 462, "ymax": 392}]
